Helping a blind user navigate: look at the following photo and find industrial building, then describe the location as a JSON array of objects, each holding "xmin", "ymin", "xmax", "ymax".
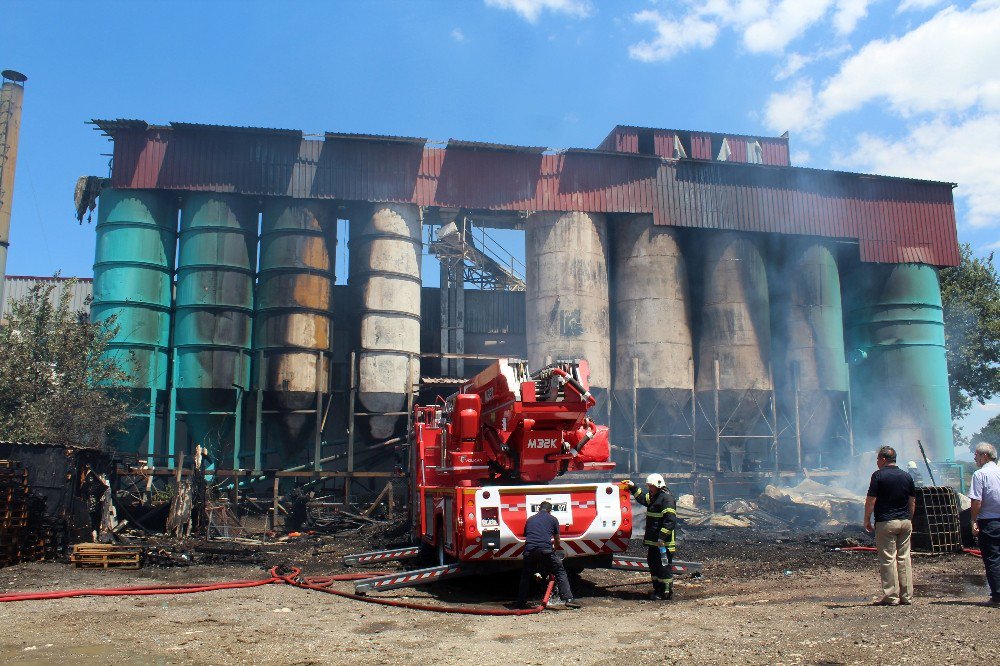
[{"xmin": 81, "ymin": 119, "xmax": 959, "ymax": 490}]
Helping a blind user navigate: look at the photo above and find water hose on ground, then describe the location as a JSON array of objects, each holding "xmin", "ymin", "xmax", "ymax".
[{"xmin": 0, "ymin": 565, "xmax": 555, "ymax": 616}]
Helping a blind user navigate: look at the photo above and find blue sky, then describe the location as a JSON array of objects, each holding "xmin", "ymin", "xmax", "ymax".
[{"xmin": 3, "ymin": 0, "xmax": 998, "ymax": 434}]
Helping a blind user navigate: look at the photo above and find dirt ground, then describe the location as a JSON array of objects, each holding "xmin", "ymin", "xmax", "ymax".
[{"xmin": 0, "ymin": 529, "xmax": 994, "ymax": 665}]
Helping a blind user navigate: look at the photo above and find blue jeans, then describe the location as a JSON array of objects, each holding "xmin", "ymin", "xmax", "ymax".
[{"xmin": 977, "ymin": 518, "xmax": 1000, "ymax": 601}]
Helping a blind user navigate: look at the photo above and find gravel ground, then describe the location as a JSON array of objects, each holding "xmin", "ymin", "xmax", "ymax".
[{"xmin": 0, "ymin": 529, "xmax": 994, "ymax": 665}]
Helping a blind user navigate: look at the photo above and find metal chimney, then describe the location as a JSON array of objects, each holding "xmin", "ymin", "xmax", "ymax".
[{"xmin": 0, "ymin": 69, "xmax": 27, "ymax": 312}]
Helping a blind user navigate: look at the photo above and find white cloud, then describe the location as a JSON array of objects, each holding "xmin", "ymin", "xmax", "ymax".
[
  {"xmin": 766, "ymin": 2, "xmax": 1000, "ymax": 228},
  {"xmin": 832, "ymin": 0, "xmax": 873, "ymax": 34},
  {"xmin": 628, "ymin": 10, "xmax": 720, "ymax": 62},
  {"xmin": 765, "ymin": 79, "xmax": 819, "ymax": 135},
  {"xmin": 775, "ymin": 52, "xmax": 813, "ymax": 80},
  {"xmin": 485, "ymin": 0, "xmax": 592, "ymax": 23},
  {"xmin": 626, "ymin": 0, "xmax": 871, "ymax": 62},
  {"xmin": 815, "ymin": 3, "xmax": 1000, "ymax": 121},
  {"xmin": 897, "ymin": 0, "xmax": 946, "ymax": 13},
  {"xmin": 451, "ymin": 28, "xmax": 467, "ymax": 43},
  {"xmin": 743, "ymin": 0, "xmax": 835, "ymax": 54}
]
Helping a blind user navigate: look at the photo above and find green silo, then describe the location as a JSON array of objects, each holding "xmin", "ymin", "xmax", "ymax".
[
  {"xmin": 171, "ymin": 193, "xmax": 257, "ymax": 466},
  {"xmin": 846, "ymin": 263, "xmax": 953, "ymax": 463},
  {"xmin": 91, "ymin": 189, "xmax": 177, "ymax": 455}
]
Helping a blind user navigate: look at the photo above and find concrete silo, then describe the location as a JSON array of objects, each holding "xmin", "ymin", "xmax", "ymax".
[
  {"xmin": 772, "ymin": 240, "xmax": 850, "ymax": 468},
  {"xmin": 350, "ymin": 203, "xmax": 422, "ymax": 441},
  {"xmin": 525, "ymin": 211, "xmax": 611, "ymax": 420},
  {"xmin": 611, "ymin": 216, "xmax": 693, "ymax": 472},
  {"xmin": 695, "ymin": 231, "xmax": 773, "ymax": 472}
]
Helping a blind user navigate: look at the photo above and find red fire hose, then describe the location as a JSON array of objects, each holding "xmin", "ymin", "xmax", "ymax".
[
  {"xmin": 0, "ymin": 565, "xmax": 555, "ymax": 616},
  {"xmin": 835, "ymin": 546, "xmax": 982, "ymax": 557}
]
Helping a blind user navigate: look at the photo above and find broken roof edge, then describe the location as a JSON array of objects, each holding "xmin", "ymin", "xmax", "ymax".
[{"xmin": 602, "ymin": 124, "xmax": 791, "ymax": 145}]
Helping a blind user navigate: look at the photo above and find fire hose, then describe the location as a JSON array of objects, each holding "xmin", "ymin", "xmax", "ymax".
[
  {"xmin": 835, "ymin": 546, "xmax": 983, "ymax": 557},
  {"xmin": 0, "ymin": 565, "xmax": 555, "ymax": 616}
]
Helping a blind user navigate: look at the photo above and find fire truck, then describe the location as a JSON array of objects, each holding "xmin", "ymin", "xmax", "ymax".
[{"xmin": 343, "ymin": 359, "xmax": 700, "ymax": 595}]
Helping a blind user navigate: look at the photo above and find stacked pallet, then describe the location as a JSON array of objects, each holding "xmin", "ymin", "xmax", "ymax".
[
  {"xmin": 1, "ymin": 460, "xmax": 30, "ymax": 567},
  {"xmin": 70, "ymin": 543, "xmax": 142, "ymax": 569}
]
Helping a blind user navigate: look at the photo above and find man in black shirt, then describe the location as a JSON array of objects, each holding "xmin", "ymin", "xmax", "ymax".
[
  {"xmin": 864, "ymin": 445, "xmax": 916, "ymax": 606},
  {"xmin": 515, "ymin": 501, "xmax": 581, "ymax": 609}
]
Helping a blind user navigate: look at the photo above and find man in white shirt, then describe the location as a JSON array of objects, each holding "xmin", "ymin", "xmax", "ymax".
[{"xmin": 969, "ymin": 442, "xmax": 1000, "ymax": 607}]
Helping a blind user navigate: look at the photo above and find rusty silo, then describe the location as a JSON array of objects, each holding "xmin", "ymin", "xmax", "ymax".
[
  {"xmin": 695, "ymin": 231, "xmax": 773, "ymax": 472},
  {"xmin": 255, "ymin": 199, "xmax": 337, "ymax": 465},
  {"xmin": 171, "ymin": 193, "xmax": 257, "ymax": 465},
  {"xmin": 350, "ymin": 202, "xmax": 422, "ymax": 441},
  {"xmin": 771, "ymin": 240, "xmax": 850, "ymax": 468},
  {"xmin": 525, "ymin": 211, "xmax": 611, "ymax": 418},
  {"xmin": 612, "ymin": 216, "xmax": 693, "ymax": 472}
]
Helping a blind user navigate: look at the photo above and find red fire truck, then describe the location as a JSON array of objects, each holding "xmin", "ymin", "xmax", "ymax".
[{"xmin": 343, "ymin": 359, "xmax": 699, "ymax": 594}]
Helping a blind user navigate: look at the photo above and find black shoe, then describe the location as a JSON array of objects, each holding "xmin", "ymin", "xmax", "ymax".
[
  {"xmin": 649, "ymin": 592, "xmax": 667, "ymax": 601},
  {"xmin": 986, "ymin": 598, "xmax": 1000, "ymax": 608},
  {"xmin": 564, "ymin": 598, "xmax": 582, "ymax": 609}
]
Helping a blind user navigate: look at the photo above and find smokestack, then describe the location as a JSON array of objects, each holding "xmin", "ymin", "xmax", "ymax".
[{"xmin": 0, "ymin": 69, "xmax": 27, "ymax": 311}]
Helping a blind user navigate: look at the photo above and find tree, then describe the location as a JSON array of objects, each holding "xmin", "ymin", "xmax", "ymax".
[
  {"xmin": 974, "ymin": 414, "xmax": 1000, "ymax": 446},
  {"xmin": 0, "ymin": 279, "xmax": 133, "ymax": 448},
  {"xmin": 940, "ymin": 244, "xmax": 1000, "ymax": 425}
]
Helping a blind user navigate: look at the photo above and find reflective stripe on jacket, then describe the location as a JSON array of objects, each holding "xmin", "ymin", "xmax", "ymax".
[{"xmin": 632, "ymin": 486, "xmax": 677, "ymax": 551}]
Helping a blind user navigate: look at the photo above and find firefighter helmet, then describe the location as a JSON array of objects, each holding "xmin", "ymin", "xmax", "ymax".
[{"xmin": 645, "ymin": 473, "xmax": 666, "ymax": 489}]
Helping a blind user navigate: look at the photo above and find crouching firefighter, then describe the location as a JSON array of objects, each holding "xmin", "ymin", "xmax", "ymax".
[{"xmin": 625, "ymin": 473, "xmax": 677, "ymax": 600}]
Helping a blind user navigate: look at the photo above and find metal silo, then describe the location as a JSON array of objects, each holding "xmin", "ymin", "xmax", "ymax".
[
  {"xmin": 255, "ymin": 199, "xmax": 336, "ymax": 467},
  {"xmin": 772, "ymin": 240, "xmax": 849, "ymax": 468},
  {"xmin": 351, "ymin": 203, "xmax": 421, "ymax": 441},
  {"xmin": 525, "ymin": 211, "xmax": 611, "ymax": 419},
  {"xmin": 695, "ymin": 231, "xmax": 773, "ymax": 472},
  {"xmin": 612, "ymin": 216, "xmax": 693, "ymax": 472},
  {"xmin": 846, "ymin": 263, "xmax": 953, "ymax": 463},
  {"xmin": 91, "ymin": 189, "xmax": 177, "ymax": 455},
  {"xmin": 171, "ymin": 193, "xmax": 257, "ymax": 466}
]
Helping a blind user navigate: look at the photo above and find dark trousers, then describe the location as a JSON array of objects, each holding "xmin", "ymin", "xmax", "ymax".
[
  {"xmin": 977, "ymin": 518, "xmax": 1000, "ymax": 601},
  {"xmin": 516, "ymin": 549, "xmax": 573, "ymax": 604},
  {"xmin": 646, "ymin": 544, "xmax": 673, "ymax": 595}
]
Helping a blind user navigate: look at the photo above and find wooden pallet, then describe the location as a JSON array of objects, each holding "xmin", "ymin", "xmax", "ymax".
[{"xmin": 70, "ymin": 544, "xmax": 143, "ymax": 570}]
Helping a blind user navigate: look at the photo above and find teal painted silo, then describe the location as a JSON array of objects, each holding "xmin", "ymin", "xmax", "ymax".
[
  {"xmin": 846, "ymin": 263, "xmax": 953, "ymax": 463},
  {"xmin": 91, "ymin": 188, "xmax": 177, "ymax": 455},
  {"xmin": 172, "ymin": 193, "xmax": 257, "ymax": 464}
]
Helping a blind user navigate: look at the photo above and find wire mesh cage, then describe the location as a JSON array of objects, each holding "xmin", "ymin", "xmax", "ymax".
[{"xmin": 912, "ymin": 486, "xmax": 962, "ymax": 553}]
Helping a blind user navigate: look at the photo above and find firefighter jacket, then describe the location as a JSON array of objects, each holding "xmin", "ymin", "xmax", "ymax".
[{"xmin": 632, "ymin": 486, "xmax": 677, "ymax": 552}]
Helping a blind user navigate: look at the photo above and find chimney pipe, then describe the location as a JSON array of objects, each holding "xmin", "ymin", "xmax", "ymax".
[{"xmin": 0, "ymin": 69, "xmax": 27, "ymax": 313}]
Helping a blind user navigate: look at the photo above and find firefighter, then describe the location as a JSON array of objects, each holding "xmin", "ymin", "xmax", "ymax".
[{"xmin": 624, "ymin": 473, "xmax": 677, "ymax": 600}]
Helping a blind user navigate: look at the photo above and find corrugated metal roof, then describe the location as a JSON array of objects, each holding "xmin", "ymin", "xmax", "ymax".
[
  {"xmin": 169, "ymin": 121, "xmax": 302, "ymax": 137},
  {"xmin": 446, "ymin": 139, "xmax": 546, "ymax": 154},
  {"xmin": 325, "ymin": 132, "xmax": 427, "ymax": 145},
  {"xmin": 1, "ymin": 275, "xmax": 93, "ymax": 318},
  {"xmin": 97, "ymin": 121, "xmax": 960, "ymax": 266}
]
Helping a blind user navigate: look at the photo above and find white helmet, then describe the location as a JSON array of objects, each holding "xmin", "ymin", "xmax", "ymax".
[{"xmin": 645, "ymin": 473, "xmax": 666, "ymax": 489}]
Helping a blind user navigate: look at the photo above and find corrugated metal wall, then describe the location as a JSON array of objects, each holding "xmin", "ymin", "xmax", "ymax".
[
  {"xmin": 97, "ymin": 123, "xmax": 960, "ymax": 267},
  {"xmin": 1, "ymin": 276, "xmax": 92, "ymax": 319}
]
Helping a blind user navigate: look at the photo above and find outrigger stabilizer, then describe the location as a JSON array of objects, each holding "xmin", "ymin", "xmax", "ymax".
[{"xmin": 342, "ymin": 546, "xmax": 702, "ymax": 595}]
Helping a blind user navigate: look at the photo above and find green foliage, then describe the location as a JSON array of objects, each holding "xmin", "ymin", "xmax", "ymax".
[
  {"xmin": 939, "ymin": 244, "xmax": 1000, "ymax": 424},
  {"xmin": 0, "ymin": 279, "xmax": 134, "ymax": 448},
  {"xmin": 974, "ymin": 413, "xmax": 1000, "ymax": 446}
]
